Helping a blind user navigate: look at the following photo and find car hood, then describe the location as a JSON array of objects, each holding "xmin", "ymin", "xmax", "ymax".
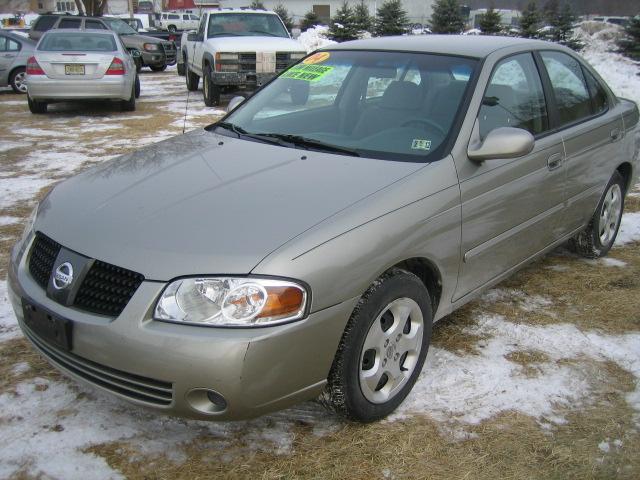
[
  {"xmin": 204, "ymin": 36, "xmax": 303, "ymax": 52},
  {"xmin": 36, "ymin": 129, "xmax": 423, "ymax": 281},
  {"xmin": 121, "ymin": 33, "xmax": 163, "ymax": 46}
]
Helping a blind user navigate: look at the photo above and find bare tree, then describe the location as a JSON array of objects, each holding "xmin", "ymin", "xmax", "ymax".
[{"xmin": 77, "ymin": 0, "xmax": 108, "ymax": 16}]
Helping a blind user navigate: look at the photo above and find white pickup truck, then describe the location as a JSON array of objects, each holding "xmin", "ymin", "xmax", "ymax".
[{"xmin": 180, "ymin": 9, "xmax": 306, "ymax": 106}]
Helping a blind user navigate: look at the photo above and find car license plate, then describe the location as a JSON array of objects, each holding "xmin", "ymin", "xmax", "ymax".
[
  {"xmin": 22, "ymin": 301, "xmax": 73, "ymax": 351},
  {"xmin": 64, "ymin": 64, "xmax": 85, "ymax": 75}
]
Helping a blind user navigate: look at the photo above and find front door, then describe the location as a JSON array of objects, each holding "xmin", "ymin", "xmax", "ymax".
[{"xmin": 454, "ymin": 52, "xmax": 566, "ymax": 301}]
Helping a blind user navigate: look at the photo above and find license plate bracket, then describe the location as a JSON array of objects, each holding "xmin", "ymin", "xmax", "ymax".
[
  {"xmin": 22, "ymin": 301, "xmax": 73, "ymax": 351},
  {"xmin": 64, "ymin": 64, "xmax": 85, "ymax": 75}
]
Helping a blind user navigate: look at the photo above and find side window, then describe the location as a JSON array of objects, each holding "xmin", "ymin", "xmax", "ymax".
[
  {"xmin": 8, "ymin": 39, "xmax": 20, "ymax": 51},
  {"xmin": 197, "ymin": 15, "xmax": 206, "ymax": 38},
  {"xmin": 0, "ymin": 36, "xmax": 6, "ymax": 51},
  {"xmin": 85, "ymin": 20, "xmax": 106, "ymax": 30},
  {"xmin": 58, "ymin": 18, "xmax": 82, "ymax": 29},
  {"xmin": 366, "ymin": 69, "xmax": 399, "ymax": 100},
  {"xmin": 479, "ymin": 53, "xmax": 549, "ymax": 140},
  {"xmin": 183, "ymin": 15, "xmax": 189, "ymax": 21},
  {"xmin": 583, "ymin": 69, "xmax": 608, "ymax": 115},
  {"xmin": 35, "ymin": 16, "xmax": 58, "ymax": 32},
  {"xmin": 190, "ymin": 15, "xmax": 199, "ymax": 21},
  {"xmin": 541, "ymin": 51, "xmax": 592, "ymax": 126}
]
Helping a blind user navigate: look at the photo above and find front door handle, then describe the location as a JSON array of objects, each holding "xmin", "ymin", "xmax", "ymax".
[
  {"xmin": 547, "ymin": 153, "xmax": 563, "ymax": 171},
  {"xmin": 610, "ymin": 128, "xmax": 622, "ymax": 141}
]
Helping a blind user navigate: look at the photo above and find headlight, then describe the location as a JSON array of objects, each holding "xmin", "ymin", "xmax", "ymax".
[
  {"xmin": 143, "ymin": 43, "xmax": 159, "ymax": 51},
  {"xmin": 20, "ymin": 204, "xmax": 38, "ymax": 245},
  {"xmin": 217, "ymin": 52, "xmax": 238, "ymax": 61},
  {"xmin": 290, "ymin": 52, "xmax": 306, "ymax": 60},
  {"xmin": 154, "ymin": 277, "xmax": 307, "ymax": 327}
]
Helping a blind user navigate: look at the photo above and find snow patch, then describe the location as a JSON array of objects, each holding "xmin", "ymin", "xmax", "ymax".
[
  {"xmin": 615, "ymin": 212, "xmax": 640, "ymax": 246},
  {"xmin": 298, "ymin": 26, "xmax": 336, "ymax": 53}
]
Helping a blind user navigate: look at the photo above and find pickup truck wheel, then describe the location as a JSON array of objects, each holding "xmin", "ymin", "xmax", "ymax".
[
  {"xmin": 203, "ymin": 65, "xmax": 220, "ymax": 107},
  {"xmin": 186, "ymin": 67, "xmax": 199, "ymax": 91},
  {"xmin": 168, "ymin": 25, "xmax": 177, "ymax": 33},
  {"xmin": 150, "ymin": 65, "xmax": 167, "ymax": 72},
  {"xmin": 135, "ymin": 58, "xmax": 142, "ymax": 73},
  {"xmin": 177, "ymin": 61, "xmax": 185, "ymax": 76},
  {"xmin": 27, "ymin": 95, "xmax": 47, "ymax": 114},
  {"xmin": 321, "ymin": 269, "xmax": 432, "ymax": 422},
  {"xmin": 569, "ymin": 171, "xmax": 625, "ymax": 258}
]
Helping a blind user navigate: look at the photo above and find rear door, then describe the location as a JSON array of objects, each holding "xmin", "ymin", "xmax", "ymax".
[
  {"xmin": 454, "ymin": 52, "xmax": 566, "ymax": 300},
  {"xmin": 538, "ymin": 50, "xmax": 625, "ymax": 232},
  {"xmin": 0, "ymin": 35, "xmax": 19, "ymax": 84}
]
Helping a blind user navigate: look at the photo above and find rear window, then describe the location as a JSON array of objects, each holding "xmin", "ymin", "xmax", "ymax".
[
  {"xmin": 34, "ymin": 16, "xmax": 59, "ymax": 32},
  {"xmin": 38, "ymin": 32, "xmax": 117, "ymax": 52},
  {"xmin": 169, "ymin": 14, "xmax": 180, "ymax": 20}
]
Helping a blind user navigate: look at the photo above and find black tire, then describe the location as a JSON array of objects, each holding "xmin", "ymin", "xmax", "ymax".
[
  {"xmin": 177, "ymin": 61, "xmax": 185, "ymax": 76},
  {"xmin": 202, "ymin": 64, "xmax": 220, "ymax": 107},
  {"xmin": 134, "ymin": 75, "xmax": 140, "ymax": 99},
  {"xmin": 27, "ymin": 95, "xmax": 47, "ymax": 114},
  {"xmin": 150, "ymin": 64, "xmax": 167, "ymax": 72},
  {"xmin": 135, "ymin": 57, "xmax": 142, "ymax": 73},
  {"xmin": 569, "ymin": 171, "xmax": 625, "ymax": 258},
  {"xmin": 10, "ymin": 67, "xmax": 27, "ymax": 94},
  {"xmin": 168, "ymin": 25, "xmax": 177, "ymax": 33},
  {"xmin": 186, "ymin": 65, "xmax": 199, "ymax": 91},
  {"xmin": 121, "ymin": 83, "xmax": 136, "ymax": 111},
  {"xmin": 322, "ymin": 269, "xmax": 432, "ymax": 422}
]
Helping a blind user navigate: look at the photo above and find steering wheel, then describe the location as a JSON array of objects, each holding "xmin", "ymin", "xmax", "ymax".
[{"xmin": 401, "ymin": 118, "xmax": 446, "ymax": 137}]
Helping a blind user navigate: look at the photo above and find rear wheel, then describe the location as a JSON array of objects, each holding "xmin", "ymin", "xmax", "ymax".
[
  {"xmin": 186, "ymin": 65, "xmax": 199, "ymax": 91},
  {"xmin": 27, "ymin": 95, "xmax": 46, "ymax": 114},
  {"xmin": 134, "ymin": 75, "xmax": 140, "ymax": 98},
  {"xmin": 168, "ymin": 24, "xmax": 177, "ymax": 33},
  {"xmin": 150, "ymin": 64, "xmax": 167, "ymax": 72},
  {"xmin": 121, "ymin": 83, "xmax": 136, "ymax": 111},
  {"xmin": 569, "ymin": 171, "xmax": 625, "ymax": 258},
  {"xmin": 203, "ymin": 65, "xmax": 220, "ymax": 107},
  {"xmin": 322, "ymin": 269, "xmax": 432, "ymax": 422},
  {"xmin": 10, "ymin": 67, "xmax": 27, "ymax": 94}
]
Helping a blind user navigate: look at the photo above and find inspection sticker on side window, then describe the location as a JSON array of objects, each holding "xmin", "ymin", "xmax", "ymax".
[
  {"xmin": 411, "ymin": 139, "xmax": 432, "ymax": 151},
  {"xmin": 281, "ymin": 64, "xmax": 334, "ymax": 82}
]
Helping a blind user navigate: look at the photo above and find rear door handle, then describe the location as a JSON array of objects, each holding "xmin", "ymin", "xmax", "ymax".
[
  {"xmin": 547, "ymin": 153, "xmax": 563, "ymax": 171},
  {"xmin": 610, "ymin": 128, "xmax": 622, "ymax": 141}
]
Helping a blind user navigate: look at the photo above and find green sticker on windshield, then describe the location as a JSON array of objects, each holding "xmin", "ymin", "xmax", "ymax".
[{"xmin": 281, "ymin": 64, "xmax": 334, "ymax": 82}]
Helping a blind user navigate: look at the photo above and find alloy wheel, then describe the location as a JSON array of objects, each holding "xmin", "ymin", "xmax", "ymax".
[{"xmin": 599, "ymin": 183, "xmax": 622, "ymax": 246}]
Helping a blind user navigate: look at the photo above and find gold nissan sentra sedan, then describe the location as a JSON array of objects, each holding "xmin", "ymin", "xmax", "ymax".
[{"xmin": 9, "ymin": 35, "xmax": 639, "ymax": 422}]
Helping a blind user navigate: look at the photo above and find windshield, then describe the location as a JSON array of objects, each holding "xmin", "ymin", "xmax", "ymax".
[
  {"xmin": 38, "ymin": 32, "xmax": 117, "ymax": 52},
  {"xmin": 222, "ymin": 50, "xmax": 477, "ymax": 161},
  {"xmin": 207, "ymin": 13, "xmax": 289, "ymax": 38},
  {"xmin": 102, "ymin": 17, "xmax": 137, "ymax": 35}
]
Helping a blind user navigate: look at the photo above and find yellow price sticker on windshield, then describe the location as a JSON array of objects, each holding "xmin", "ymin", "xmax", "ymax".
[
  {"xmin": 303, "ymin": 52, "xmax": 330, "ymax": 64},
  {"xmin": 281, "ymin": 64, "xmax": 334, "ymax": 82}
]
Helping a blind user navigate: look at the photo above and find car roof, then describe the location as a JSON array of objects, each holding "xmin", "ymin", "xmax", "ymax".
[
  {"xmin": 325, "ymin": 35, "xmax": 555, "ymax": 59},
  {"xmin": 44, "ymin": 28, "xmax": 118, "ymax": 36},
  {"xmin": 207, "ymin": 8, "xmax": 277, "ymax": 15}
]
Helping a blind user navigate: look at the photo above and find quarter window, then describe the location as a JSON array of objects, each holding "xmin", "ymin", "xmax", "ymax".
[
  {"xmin": 584, "ymin": 69, "xmax": 608, "ymax": 114},
  {"xmin": 8, "ymin": 39, "xmax": 20, "ymax": 51},
  {"xmin": 58, "ymin": 18, "xmax": 82, "ymax": 28},
  {"xmin": 541, "ymin": 51, "xmax": 592, "ymax": 126},
  {"xmin": 479, "ymin": 53, "xmax": 549, "ymax": 140},
  {"xmin": 0, "ymin": 36, "xmax": 6, "ymax": 51}
]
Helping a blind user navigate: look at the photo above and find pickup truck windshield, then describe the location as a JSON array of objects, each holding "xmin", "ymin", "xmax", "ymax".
[
  {"xmin": 102, "ymin": 17, "xmax": 138, "ymax": 35},
  {"xmin": 207, "ymin": 13, "xmax": 289, "ymax": 38},
  {"xmin": 221, "ymin": 50, "xmax": 477, "ymax": 162}
]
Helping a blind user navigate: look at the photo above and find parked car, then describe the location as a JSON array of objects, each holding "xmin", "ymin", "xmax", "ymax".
[
  {"xmin": 0, "ymin": 30, "xmax": 35, "ymax": 93},
  {"xmin": 9, "ymin": 36, "xmax": 639, "ymax": 422},
  {"xmin": 158, "ymin": 12, "xmax": 199, "ymax": 33},
  {"xmin": 136, "ymin": 1, "xmax": 155, "ymax": 14},
  {"xmin": 29, "ymin": 14, "xmax": 176, "ymax": 72},
  {"xmin": 182, "ymin": 8, "xmax": 305, "ymax": 106},
  {"xmin": 26, "ymin": 29, "xmax": 140, "ymax": 113}
]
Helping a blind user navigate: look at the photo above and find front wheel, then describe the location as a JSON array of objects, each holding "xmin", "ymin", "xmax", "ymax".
[
  {"xmin": 569, "ymin": 171, "xmax": 625, "ymax": 258},
  {"xmin": 120, "ymin": 83, "xmax": 136, "ymax": 111},
  {"xmin": 177, "ymin": 61, "xmax": 185, "ymax": 76},
  {"xmin": 10, "ymin": 67, "xmax": 27, "ymax": 94},
  {"xmin": 203, "ymin": 65, "xmax": 220, "ymax": 107},
  {"xmin": 168, "ymin": 25, "xmax": 177, "ymax": 33},
  {"xmin": 322, "ymin": 269, "xmax": 432, "ymax": 422},
  {"xmin": 185, "ymin": 65, "xmax": 199, "ymax": 91}
]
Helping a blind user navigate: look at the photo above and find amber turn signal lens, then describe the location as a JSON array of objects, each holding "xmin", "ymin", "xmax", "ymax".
[{"xmin": 258, "ymin": 286, "xmax": 305, "ymax": 319}]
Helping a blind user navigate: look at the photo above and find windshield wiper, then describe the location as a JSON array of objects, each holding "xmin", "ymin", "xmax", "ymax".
[
  {"xmin": 214, "ymin": 122, "xmax": 290, "ymax": 146},
  {"xmin": 254, "ymin": 133, "xmax": 360, "ymax": 157}
]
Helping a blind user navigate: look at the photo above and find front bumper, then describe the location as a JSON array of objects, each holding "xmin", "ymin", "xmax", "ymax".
[
  {"xmin": 8, "ymin": 235, "xmax": 356, "ymax": 420},
  {"xmin": 141, "ymin": 42, "xmax": 176, "ymax": 67},
  {"xmin": 26, "ymin": 76, "xmax": 131, "ymax": 101}
]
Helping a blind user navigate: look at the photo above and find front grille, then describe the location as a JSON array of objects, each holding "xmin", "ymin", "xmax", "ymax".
[
  {"xmin": 238, "ymin": 52, "xmax": 256, "ymax": 72},
  {"xmin": 23, "ymin": 325, "xmax": 173, "ymax": 406},
  {"xmin": 276, "ymin": 52, "xmax": 293, "ymax": 70},
  {"xmin": 28, "ymin": 233, "xmax": 61, "ymax": 289},
  {"xmin": 161, "ymin": 41, "xmax": 176, "ymax": 63},
  {"xmin": 27, "ymin": 233, "xmax": 144, "ymax": 317},
  {"xmin": 74, "ymin": 260, "xmax": 145, "ymax": 316}
]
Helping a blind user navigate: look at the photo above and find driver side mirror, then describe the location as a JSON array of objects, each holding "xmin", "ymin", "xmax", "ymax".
[
  {"xmin": 468, "ymin": 127, "xmax": 534, "ymax": 162},
  {"xmin": 227, "ymin": 95, "xmax": 245, "ymax": 113}
]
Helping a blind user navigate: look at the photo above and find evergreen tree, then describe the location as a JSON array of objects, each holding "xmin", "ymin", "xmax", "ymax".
[
  {"xmin": 374, "ymin": 0, "xmax": 409, "ymax": 36},
  {"xmin": 273, "ymin": 4, "xmax": 294, "ymax": 31},
  {"xmin": 430, "ymin": 0, "xmax": 465, "ymax": 34},
  {"xmin": 353, "ymin": 0, "xmax": 373, "ymax": 34},
  {"xmin": 249, "ymin": 0, "xmax": 265, "ymax": 10},
  {"xmin": 542, "ymin": 0, "xmax": 559, "ymax": 25},
  {"xmin": 555, "ymin": 3, "xmax": 576, "ymax": 41},
  {"xmin": 479, "ymin": 5, "xmax": 502, "ymax": 35},
  {"xmin": 518, "ymin": 1, "xmax": 540, "ymax": 38},
  {"xmin": 328, "ymin": 2, "xmax": 358, "ymax": 41},
  {"xmin": 300, "ymin": 10, "xmax": 321, "ymax": 31},
  {"xmin": 618, "ymin": 16, "xmax": 640, "ymax": 60}
]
